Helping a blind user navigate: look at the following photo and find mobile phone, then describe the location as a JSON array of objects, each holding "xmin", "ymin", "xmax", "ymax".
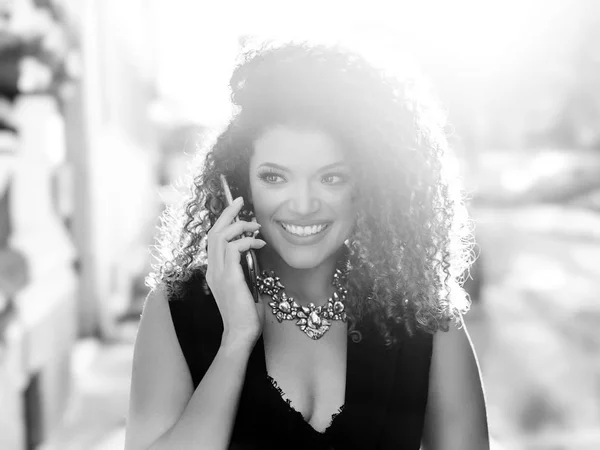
[{"xmin": 220, "ymin": 175, "xmax": 260, "ymax": 303}]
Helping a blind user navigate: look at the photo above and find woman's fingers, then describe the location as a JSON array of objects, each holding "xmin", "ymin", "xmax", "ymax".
[
  {"xmin": 224, "ymin": 238, "xmax": 266, "ymax": 264},
  {"xmin": 221, "ymin": 221, "xmax": 261, "ymax": 241},
  {"xmin": 207, "ymin": 220, "xmax": 259, "ymax": 262},
  {"xmin": 207, "ymin": 198, "xmax": 263, "ymax": 277}
]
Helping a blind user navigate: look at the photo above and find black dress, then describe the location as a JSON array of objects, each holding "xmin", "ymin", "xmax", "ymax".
[{"xmin": 168, "ymin": 273, "xmax": 433, "ymax": 449}]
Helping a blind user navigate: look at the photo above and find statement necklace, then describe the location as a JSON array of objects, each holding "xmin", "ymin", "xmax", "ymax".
[{"xmin": 256, "ymin": 268, "xmax": 348, "ymax": 340}]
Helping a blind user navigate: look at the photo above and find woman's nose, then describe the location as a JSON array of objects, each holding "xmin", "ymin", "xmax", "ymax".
[{"xmin": 287, "ymin": 182, "xmax": 320, "ymax": 215}]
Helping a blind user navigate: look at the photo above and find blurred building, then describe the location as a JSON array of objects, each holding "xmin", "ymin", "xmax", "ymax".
[{"xmin": 0, "ymin": 0, "xmax": 161, "ymax": 448}]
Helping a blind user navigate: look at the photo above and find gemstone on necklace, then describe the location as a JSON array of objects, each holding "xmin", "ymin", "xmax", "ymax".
[{"xmin": 309, "ymin": 311, "xmax": 322, "ymax": 328}]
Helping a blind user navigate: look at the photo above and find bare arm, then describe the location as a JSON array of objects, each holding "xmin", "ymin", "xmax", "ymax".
[
  {"xmin": 124, "ymin": 285, "xmax": 255, "ymax": 450},
  {"xmin": 421, "ymin": 314, "xmax": 490, "ymax": 450}
]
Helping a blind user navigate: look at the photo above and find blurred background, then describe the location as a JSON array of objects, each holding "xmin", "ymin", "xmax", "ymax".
[{"xmin": 1, "ymin": 0, "xmax": 599, "ymax": 449}]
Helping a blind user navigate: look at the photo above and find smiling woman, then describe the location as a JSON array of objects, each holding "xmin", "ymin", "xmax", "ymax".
[{"xmin": 125, "ymin": 41, "xmax": 489, "ymax": 450}]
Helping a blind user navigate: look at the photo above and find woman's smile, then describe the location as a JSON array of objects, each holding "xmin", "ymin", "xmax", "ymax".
[{"xmin": 277, "ymin": 220, "xmax": 332, "ymax": 243}]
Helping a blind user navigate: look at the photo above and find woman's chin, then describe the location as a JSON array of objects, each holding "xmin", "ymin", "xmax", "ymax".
[
  {"xmin": 277, "ymin": 245, "xmax": 343, "ymax": 271},
  {"xmin": 279, "ymin": 253, "xmax": 323, "ymax": 270}
]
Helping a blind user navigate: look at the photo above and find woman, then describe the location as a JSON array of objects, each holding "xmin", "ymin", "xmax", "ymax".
[{"xmin": 125, "ymin": 42, "xmax": 489, "ymax": 450}]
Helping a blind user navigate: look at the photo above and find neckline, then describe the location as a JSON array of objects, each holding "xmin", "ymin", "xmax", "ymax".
[
  {"xmin": 256, "ymin": 332, "xmax": 352, "ymax": 435},
  {"xmin": 265, "ymin": 373, "xmax": 346, "ymax": 435}
]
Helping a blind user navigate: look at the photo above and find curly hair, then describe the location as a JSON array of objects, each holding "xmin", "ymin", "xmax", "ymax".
[{"xmin": 147, "ymin": 41, "xmax": 474, "ymax": 345}]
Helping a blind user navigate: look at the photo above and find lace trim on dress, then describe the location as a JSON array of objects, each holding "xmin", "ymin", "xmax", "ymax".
[
  {"xmin": 330, "ymin": 403, "xmax": 346, "ymax": 422},
  {"xmin": 267, "ymin": 374, "xmax": 293, "ymax": 406},
  {"xmin": 266, "ymin": 374, "xmax": 346, "ymax": 433}
]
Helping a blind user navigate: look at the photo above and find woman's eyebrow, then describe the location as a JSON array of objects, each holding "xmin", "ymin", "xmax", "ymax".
[
  {"xmin": 319, "ymin": 161, "xmax": 349, "ymax": 171},
  {"xmin": 257, "ymin": 161, "xmax": 349, "ymax": 172},
  {"xmin": 257, "ymin": 162, "xmax": 291, "ymax": 172}
]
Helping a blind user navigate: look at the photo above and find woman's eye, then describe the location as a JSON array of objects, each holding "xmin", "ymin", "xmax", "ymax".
[
  {"xmin": 322, "ymin": 173, "xmax": 348, "ymax": 185},
  {"xmin": 259, "ymin": 172, "xmax": 286, "ymax": 184}
]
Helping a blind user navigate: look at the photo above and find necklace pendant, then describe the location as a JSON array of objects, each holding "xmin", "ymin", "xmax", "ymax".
[
  {"xmin": 296, "ymin": 305, "xmax": 332, "ymax": 340},
  {"xmin": 296, "ymin": 315, "xmax": 332, "ymax": 340}
]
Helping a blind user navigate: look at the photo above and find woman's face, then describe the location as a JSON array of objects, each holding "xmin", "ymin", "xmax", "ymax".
[{"xmin": 249, "ymin": 125, "xmax": 356, "ymax": 270}]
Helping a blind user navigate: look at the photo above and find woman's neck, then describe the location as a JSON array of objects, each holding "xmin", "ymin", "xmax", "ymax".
[{"xmin": 257, "ymin": 247, "xmax": 343, "ymax": 306}]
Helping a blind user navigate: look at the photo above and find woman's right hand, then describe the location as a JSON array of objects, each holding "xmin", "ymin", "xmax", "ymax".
[{"xmin": 205, "ymin": 196, "xmax": 266, "ymax": 349}]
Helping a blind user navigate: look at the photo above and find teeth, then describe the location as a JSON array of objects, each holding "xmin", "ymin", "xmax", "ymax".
[{"xmin": 281, "ymin": 223, "xmax": 327, "ymax": 237}]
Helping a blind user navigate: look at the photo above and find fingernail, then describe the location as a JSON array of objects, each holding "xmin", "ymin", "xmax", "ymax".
[
  {"xmin": 235, "ymin": 197, "xmax": 243, "ymax": 205},
  {"xmin": 257, "ymin": 239, "xmax": 267, "ymax": 246}
]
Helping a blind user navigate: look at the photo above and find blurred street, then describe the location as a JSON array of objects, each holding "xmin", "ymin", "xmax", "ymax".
[
  {"xmin": 474, "ymin": 206, "xmax": 600, "ymax": 449},
  {"xmin": 38, "ymin": 323, "xmax": 136, "ymax": 450}
]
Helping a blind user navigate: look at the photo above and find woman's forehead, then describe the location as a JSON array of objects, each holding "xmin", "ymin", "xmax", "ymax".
[{"xmin": 251, "ymin": 124, "xmax": 346, "ymax": 169}]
